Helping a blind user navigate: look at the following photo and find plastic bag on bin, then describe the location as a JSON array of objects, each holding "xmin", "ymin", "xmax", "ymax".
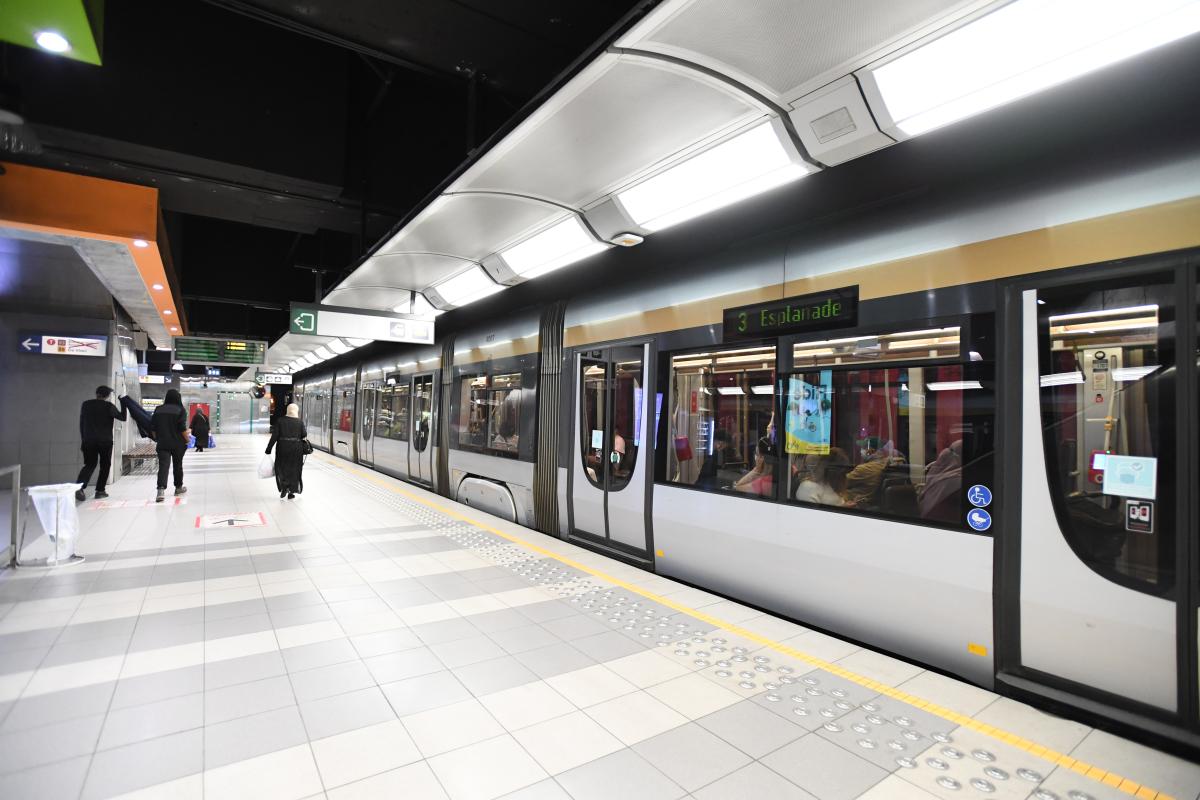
[
  {"xmin": 28, "ymin": 484, "xmax": 81, "ymax": 552},
  {"xmin": 257, "ymin": 455, "xmax": 275, "ymax": 479}
]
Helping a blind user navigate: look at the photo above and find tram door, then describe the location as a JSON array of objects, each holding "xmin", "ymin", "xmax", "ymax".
[
  {"xmin": 1010, "ymin": 260, "xmax": 1197, "ymax": 728},
  {"xmin": 570, "ymin": 344, "xmax": 652, "ymax": 558},
  {"xmin": 358, "ymin": 383, "xmax": 379, "ymax": 467},
  {"xmin": 408, "ymin": 374, "xmax": 435, "ymax": 486}
]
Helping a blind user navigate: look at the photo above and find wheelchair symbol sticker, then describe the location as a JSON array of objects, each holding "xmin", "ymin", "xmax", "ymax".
[
  {"xmin": 967, "ymin": 485, "xmax": 992, "ymax": 507},
  {"xmin": 967, "ymin": 508, "xmax": 992, "ymax": 532}
]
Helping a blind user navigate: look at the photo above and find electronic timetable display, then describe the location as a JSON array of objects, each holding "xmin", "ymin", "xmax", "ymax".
[{"xmin": 173, "ymin": 336, "xmax": 267, "ymax": 367}]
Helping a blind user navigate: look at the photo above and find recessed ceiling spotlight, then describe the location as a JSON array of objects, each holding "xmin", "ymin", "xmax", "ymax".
[
  {"xmin": 170, "ymin": 326, "xmax": 178, "ymax": 332},
  {"xmin": 132, "ymin": 239, "xmax": 150, "ymax": 248},
  {"xmin": 163, "ymin": 309, "xmax": 173, "ymax": 315},
  {"xmin": 152, "ymin": 283, "xmax": 164, "ymax": 291},
  {"xmin": 610, "ymin": 233, "xmax": 644, "ymax": 247},
  {"xmin": 34, "ymin": 31, "xmax": 70, "ymax": 53}
]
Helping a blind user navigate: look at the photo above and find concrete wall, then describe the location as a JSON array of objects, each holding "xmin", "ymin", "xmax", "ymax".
[{"xmin": 0, "ymin": 238, "xmax": 122, "ymax": 486}]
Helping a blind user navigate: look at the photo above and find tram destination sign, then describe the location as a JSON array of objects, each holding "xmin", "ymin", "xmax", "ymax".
[
  {"xmin": 723, "ymin": 286, "xmax": 858, "ymax": 341},
  {"xmin": 173, "ymin": 336, "xmax": 267, "ymax": 367},
  {"xmin": 288, "ymin": 303, "xmax": 434, "ymax": 345}
]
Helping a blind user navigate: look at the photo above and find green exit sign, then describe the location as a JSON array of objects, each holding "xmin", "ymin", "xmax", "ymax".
[{"xmin": 290, "ymin": 309, "xmax": 317, "ymax": 334}]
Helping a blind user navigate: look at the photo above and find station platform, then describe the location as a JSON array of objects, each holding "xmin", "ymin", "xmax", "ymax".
[{"xmin": 0, "ymin": 436, "xmax": 1196, "ymax": 800}]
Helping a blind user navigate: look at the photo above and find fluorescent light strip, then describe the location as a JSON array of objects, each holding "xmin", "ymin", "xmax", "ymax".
[
  {"xmin": 501, "ymin": 217, "xmax": 607, "ymax": 279},
  {"xmin": 1113, "ymin": 365, "xmax": 1162, "ymax": 382},
  {"xmin": 1039, "ymin": 371, "xmax": 1085, "ymax": 386},
  {"xmin": 433, "ymin": 266, "xmax": 503, "ymax": 307},
  {"xmin": 328, "ymin": 340, "xmax": 352, "ymax": 355},
  {"xmin": 1049, "ymin": 304, "xmax": 1159, "ymax": 322},
  {"xmin": 871, "ymin": 0, "xmax": 1200, "ymax": 137},
  {"xmin": 750, "ymin": 385, "xmax": 774, "ymax": 395},
  {"xmin": 927, "ymin": 380, "xmax": 984, "ymax": 391},
  {"xmin": 616, "ymin": 122, "xmax": 812, "ymax": 232},
  {"xmin": 716, "ymin": 386, "xmax": 745, "ymax": 396}
]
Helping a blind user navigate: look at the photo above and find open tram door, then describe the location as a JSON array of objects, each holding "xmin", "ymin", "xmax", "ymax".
[
  {"xmin": 408, "ymin": 373, "xmax": 436, "ymax": 487},
  {"xmin": 1000, "ymin": 253, "xmax": 1200, "ymax": 745},
  {"xmin": 569, "ymin": 342, "xmax": 655, "ymax": 563}
]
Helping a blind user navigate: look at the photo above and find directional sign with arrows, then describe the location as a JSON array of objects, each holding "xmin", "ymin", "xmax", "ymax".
[
  {"xmin": 289, "ymin": 303, "xmax": 434, "ymax": 345},
  {"xmin": 196, "ymin": 512, "xmax": 267, "ymax": 529},
  {"xmin": 18, "ymin": 333, "xmax": 108, "ymax": 357}
]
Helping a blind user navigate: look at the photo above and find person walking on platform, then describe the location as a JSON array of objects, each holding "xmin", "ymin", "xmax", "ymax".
[
  {"xmin": 151, "ymin": 389, "xmax": 189, "ymax": 502},
  {"xmin": 190, "ymin": 408, "xmax": 211, "ymax": 452},
  {"xmin": 75, "ymin": 385, "xmax": 128, "ymax": 501},
  {"xmin": 266, "ymin": 403, "xmax": 308, "ymax": 500}
]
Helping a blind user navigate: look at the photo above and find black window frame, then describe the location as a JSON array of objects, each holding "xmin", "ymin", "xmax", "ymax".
[{"xmin": 449, "ymin": 353, "xmax": 539, "ymax": 462}]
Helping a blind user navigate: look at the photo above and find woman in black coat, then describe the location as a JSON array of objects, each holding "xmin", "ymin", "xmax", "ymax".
[
  {"xmin": 266, "ymin": 402, "xmax": 308, "ymax": 499},
  {"xmin": 190, "ymin": 409, "xmax": 210, "ymax": 452},
  {"xmin": 151, "ymin": 389, "xmax": 189, "ymax": 502}
]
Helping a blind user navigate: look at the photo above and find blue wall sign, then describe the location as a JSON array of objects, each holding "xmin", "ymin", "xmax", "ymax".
[
  {"xmin": 967, "ymin": 485, "xmax": 992, "ymax": 507},
  {"xmin": 967, "ymin": 508, "xmax": 992, "ymax": 531}
]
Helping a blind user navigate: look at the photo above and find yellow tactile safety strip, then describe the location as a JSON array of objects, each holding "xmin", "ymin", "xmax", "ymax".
[{"xmin": 321, "ymin": 455, "xmax": 1176, "ymax": 800}]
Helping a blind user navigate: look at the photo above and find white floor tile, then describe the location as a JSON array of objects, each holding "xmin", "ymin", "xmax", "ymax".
[
  {"xmin": 545, "ymin": 665, "xmax": 637, "ymax": 708},
  {"xmin": 203, "ymin": 743, "xmax": 323, "ymax": 800},
  {"xmin": 645, "ymin": 673, "xmax": 743, "ymax": 720},
  {"xmin": 401, "ymin": 698, "xmax": 505, "ymax": 756},
  {"xmin": 326, "ymin": 761, "xmax": 448, "ymax": 800},
  {"xmin": 428, "ymin": 735, "xmax": 548, "ymax": 800},
  {"xmin": 109, "ymin": 773, "xmax": 204, "ymax": 799},
  {"xmin": 604, "ymin": 650, "xmax": 691, "ymax": 688},
  {"xmin": 479, "ymin": 681, "xmax": 577, "ymax": 731},
  {"xmin": 584, "ymin": 690, "xmax": 688, "ymax": 745},
  {"xmin": 512, "ymin": 711, "xmax": 624, "ymax": 774},
  {"xmin": 310, "ymin": 719, "xmax": 422, "ymax": 789}
]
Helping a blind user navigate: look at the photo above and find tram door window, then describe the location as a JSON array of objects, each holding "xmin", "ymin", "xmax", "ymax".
[
  {"xmin": 1038, "ymin": 282, "xmax": 1175, "ymax": 591},
  {"xmin": 410, "ymin": 374, "xmax": 435, "ymax": 485},
  {"xmin": 571, "ymin": 344, "xmax": 652, "ymax": 555},
  {"xmin": 358, "ymin": 384, "xmax": 377, "ymax": 465}
]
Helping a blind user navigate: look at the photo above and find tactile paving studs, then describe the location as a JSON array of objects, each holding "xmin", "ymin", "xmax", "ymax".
[
  {"xmin": 982, "ymin": 767, "xmax": 1008, "ymax": 781},
  {"xmin": 1016, "ymin": 768, "xmax": 1043, "ymax": 783},
  {"xmin": 926, "ymin": 758, "xmax": 950, "ymax": 771},
  {"xmin": 1032, "ymin": 791, "xmax": 1060, "ymax": 800},
  {"xmin": 765, "ymin": 693, "xmax": 781, "ymax": 702},
  {"xmin": 935, "ymin": 776, "xmax": 961, "ymax": 790},
  {"xmin": 1066, "ymin": 792, "xmax": 1095, "ymax": 800},
  {"xmin": 971, "ymin": 749, "xmax": 995, "ymax": 762},
  {"xmin": 857, "ymin": 739, "xmax": 877, "ymax": 750},
  {"xmin": 931, "ymin": 731, "xmax": 953, "ymax": 743},
  {"xmin": 969, "ymin": 778, "xmax": 995, "ymax": 793},
  {"xmin": 896, "ymin": 757, "xmax": 918, "ymax": 769},
  {"xmin": 823, "ymin": 722, "xmax": 843, "ymax": 733},
  {"xmin": 941, "ymin": 746, "xmax": 964, "ymax": 760}
]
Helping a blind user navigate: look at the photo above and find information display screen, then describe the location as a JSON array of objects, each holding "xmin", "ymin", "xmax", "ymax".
[
  {"xmin": 173, "ymin": 336, "xmax": 267, "ymax": 367},
  {"xmin": 723, "ymin": 286, "xmax": 858, "ymax": 341}
]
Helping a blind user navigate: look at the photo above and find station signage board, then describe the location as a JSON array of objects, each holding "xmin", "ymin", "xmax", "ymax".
[
  {"xmin": 18, "ymin": 333, "xmax": 108, "ymax": 357},
  {"xmin": 173, "ymin": 336, "xmax": 267, "ymax": 367},
  {"xmin": 138, "ymin": 374, "xmax": 168, "ymax": 384},
  {"xmin": 257, "ymin": 373, "xmax": 292, "ymax": 385},
  {"xmin": 722, "ymin": 286, "xmax": 858, "ymax": 341},
  {"xmin": 289, "ymin": 303, "xmax": 434, "ymax": 345}
]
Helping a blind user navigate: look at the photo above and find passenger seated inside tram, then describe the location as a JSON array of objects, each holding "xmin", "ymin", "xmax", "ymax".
[
  {"xmin": 844, "ymin": 437, "xmax": 906, "ymax": 508},
  {"xmin": 733, "ymin": 437, "xmax": 776, "ymax": 497},
  {"xmin": 794, "ymin": 447, "xmax": 850, "ymax": 506},
  {"xmin": 490, "ymin": 390, "xmax": 521, "ymax": 452},
  {"xmin": 918, "ymin": 440, "xmax": 962, "ymax": 522}
]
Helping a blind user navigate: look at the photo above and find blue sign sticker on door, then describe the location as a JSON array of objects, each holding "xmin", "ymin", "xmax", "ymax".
[
  {"xmin": 967, "ymin": 485, "xmax": 992, "ymax": 507},
  {"xmin": 966, "ymin": 508, "xmax": 992, "ymax": 532}
]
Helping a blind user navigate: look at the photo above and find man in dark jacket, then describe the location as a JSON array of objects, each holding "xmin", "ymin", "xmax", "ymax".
[
  {"xmin": 76, "ymin": 386, "xmax": 128, "ymax": 501},
  {"xmin": 151, "ymin": 389, "xmax": 189, "ymax": 502}
]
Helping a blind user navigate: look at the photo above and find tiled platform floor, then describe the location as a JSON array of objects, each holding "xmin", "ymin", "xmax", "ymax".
[{"xmin": 0, "ymin": 436, "xmax": 1197, "ymax": 800}]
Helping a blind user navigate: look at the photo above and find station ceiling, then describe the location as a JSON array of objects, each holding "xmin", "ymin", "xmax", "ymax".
[{"xmin": 0, "ymin": 0, "xmax": 649, "ymax": 348}]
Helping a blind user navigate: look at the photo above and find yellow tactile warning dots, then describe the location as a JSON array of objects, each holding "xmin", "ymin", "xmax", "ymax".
[{"xmin": 320, "ymin": 453, "xmax": 1184, "ymax": 800}]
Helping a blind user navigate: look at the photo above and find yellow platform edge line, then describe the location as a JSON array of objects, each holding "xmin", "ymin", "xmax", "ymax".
[{"xmin": 322, "ymin": 456, "xmax": 1172, "ymax": 800}]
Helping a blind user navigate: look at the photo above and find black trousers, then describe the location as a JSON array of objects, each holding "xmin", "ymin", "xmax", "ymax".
[
  {"xmin": 156, "ymin": 448, "xmax": 185, "ymax": 490},
  {"xmin": 77, "ymin": 440, "xmax": 112, "ymax": 493}
]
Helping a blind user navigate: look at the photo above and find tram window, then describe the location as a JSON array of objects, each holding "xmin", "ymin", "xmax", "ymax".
[
  {"xmin": 666, "ymin": 346, "xmax": 778, "ymax": 499},
  {"xmin": 413, "ymin": 377, "xmax": 433, "ymax": 453},
  {"xmin": 455, "ymin": 372, "xmax": 522, "ymax": 456},
  {"xmin": 1038, "ymin": 281, "xmax": 1175, "ymax": 593},
  {"xmin": 488, "ymin": 373, "xmax": 522, "ymax": 454},
  {"xmin": 383, "ymin": 380, "xmax": 410, "ymax": 441},
  {"xmin": 334, "ymin": 387, "xmax": 354, "ymax": 432},
  {"xmin": 784, "ymin": 365, "xmax": 977, "ymax": 526}
]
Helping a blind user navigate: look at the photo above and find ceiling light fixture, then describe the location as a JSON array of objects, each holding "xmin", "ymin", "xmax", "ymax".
[
  {"xmin": 750, "ymin": 385, "xmax": 774, "ymax": 395},
  {"xmin": 163, "ymin": 309, "xmax": 172, "ymax": 315},
  {"xmin": 345, "ymin": 338, "xmax": 371, "ymax": 347},
  {"xmin": 151, "ymin": 283, "xmax": 164, "ymax": 291},
  {"xmin": 432, "ymin": 266, "xmax": 502, "ymax": 307},
  {"xmin": 303, "ymin": 353, "xmax": 320, "ymax": 366},
  {"xmin": 169, "ymin": 326, "xmax": 178, "ymax": 332},
  {"xmin": 34, "ymin": 31, "xmax": 70, "ymax": 53},
  {"xmin": 865, "ymin": 0, "xmax": 1200, "ymax": 137},
  {"xmin": 716, "ymin": 386, "xmax": 746, "ymax": 396},
  {"xmin": 170, "ymin": 361, "xmax": 184, "ymax": 372},
  {"xmin": 615, "ymin": 121, "xmax": 813, "ymax": 232},
  {"xmin": 328, "ymin": 339, "xmax": 351, "ymax": 355},
  {"xmin": 314, "ymin": 346, "xmax": 334, "ymax": 360},
  {"xmin": 500, "ymin": 217, "xmax": 607, "ymax": 279},
  {"xmin": 132, "ymin": 239, "xmax": 150, "ymax": 249}
]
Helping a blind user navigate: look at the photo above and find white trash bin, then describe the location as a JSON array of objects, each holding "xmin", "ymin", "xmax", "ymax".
[{"xmin": 23, "ymin": 484, "xmax": 85, "ymax": 567}]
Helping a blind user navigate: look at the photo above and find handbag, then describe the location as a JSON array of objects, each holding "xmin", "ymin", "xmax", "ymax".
[
  {"xmin": 301, "ymin": 439, "xmax": 314, "ymax": 455},
  {"xmin": 673, "ymin": 435, "xmax": 693, "ymax": 462}
]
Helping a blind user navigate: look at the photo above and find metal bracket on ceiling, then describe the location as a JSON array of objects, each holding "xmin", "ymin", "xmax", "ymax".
[{"xmin": 607, "ymin": 46, "xmax": 829, "ymax": 171}]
